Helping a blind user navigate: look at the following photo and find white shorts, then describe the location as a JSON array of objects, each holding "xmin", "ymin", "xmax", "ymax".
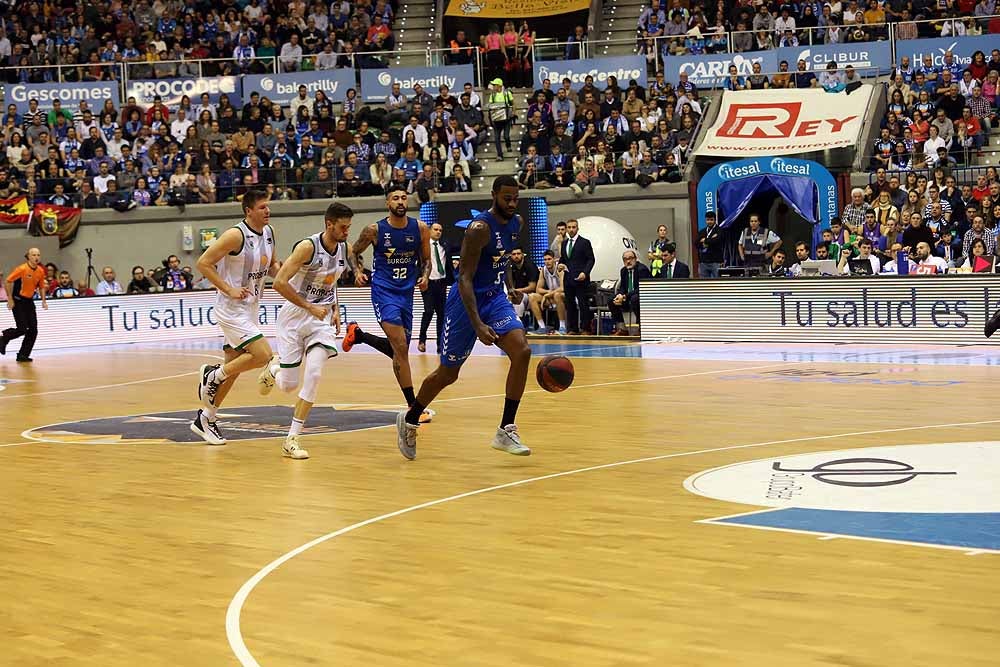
[
  {"xmin": 276, "ymin": 303, "xmax": 339, "ymax": 368},
  {"xmin": 513, "ymin": 292, "xmax": 529, "ymax": 317},
  {"xmin": 216, "ymin": 305, "xmax": 263, "ymax": 351}
]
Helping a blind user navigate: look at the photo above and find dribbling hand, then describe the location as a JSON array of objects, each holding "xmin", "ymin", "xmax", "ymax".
[
  {"xmin": 475, "ymin": 323, "xmax": 499, "ymax": 346},
  {"xmin": 307, "ymin": 304, "xmax": 329, "ymax": 321},
  {"xmin": 355, "ymin": 272, "xmax": 368, "ymax": 287},
  {"xmin": 508, "ymin": 289, "xmax": 522, "ymax": 304},
  {"xmin": 227, "ymin": 285, "xmax": 251, "ymax": 300},
  {"xmin": 417, "ymin": 276, "xmax": 429, "ymax": 291}
]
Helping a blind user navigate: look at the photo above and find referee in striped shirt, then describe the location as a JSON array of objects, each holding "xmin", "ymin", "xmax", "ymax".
[{"xmin": 1, "ymin": 247, "xmax": 48, "ymax": 363}]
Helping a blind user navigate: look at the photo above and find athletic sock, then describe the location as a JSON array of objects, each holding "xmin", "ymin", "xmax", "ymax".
[
  {"xmin": 289, "ymin": 418, "xmax": 304, "ymax": 437},
  {"xmin": 402, "ymin": 386, "xmax": 416, "ymax": 406},
  {"xmin": 205, "ymin": 406, "xmax": 218, "ymax": 421},
  {"xmin": 210, "ymin": 366, "xmax": 229, "ymax": 384},
  {"xmin": 501, "ymin": 398, "xmax": 520, "ymax": 428},
  {"xmin": 405, "ymin": 399, "xmax": 426, "ymax": 426},
  {"xmin": 358, "ymin": 330, "xmax": 395, "ymax": 358},
  {"xmin": 559, "ymin": 320, "xmax": 567, "ymax": 330}
]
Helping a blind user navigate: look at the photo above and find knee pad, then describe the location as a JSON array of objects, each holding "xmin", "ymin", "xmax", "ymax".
[{"xmin": 275, "ymin": 367, "xmax": 300, "ymax": 393}]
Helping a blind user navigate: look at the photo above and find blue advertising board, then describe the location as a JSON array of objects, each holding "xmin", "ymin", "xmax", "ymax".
[
  {"xmin": 6, "ymin": 81, "xmax": 120, "ymax": 113},
  {"xmin": 663, "ymin": 51, "xmax": 779, "ymax": 88},
  {"xmin": 125, "ymin": 77, "xmax": 242, "ymax": 108},
  {"xmin": 242, "ymin": 70, "xmax": 357, "ymax": 105},
  {"xmin": 532, "ymin": 55, "xmax": 647, "ymax": 90},
  {"xmin": 777, "ymin": 40, "xmax": 893, "ymax": 74},
  {"xmin": 360, "ymin": 65, "xmax": 474, "ymax": 102},
  {"xmin": 895, "ymin": 34, "xmax": 999, "ymax": 69}
]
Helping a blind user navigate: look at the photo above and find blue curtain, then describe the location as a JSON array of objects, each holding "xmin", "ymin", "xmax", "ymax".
[{"xmin": 718, "ymin": 174, "xmax": 818, "ymax": 228}]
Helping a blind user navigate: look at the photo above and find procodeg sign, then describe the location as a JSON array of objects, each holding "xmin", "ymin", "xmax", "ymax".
[{"xmin": 126, "ymin": 77, "xmax": 242, "ymax": 107}]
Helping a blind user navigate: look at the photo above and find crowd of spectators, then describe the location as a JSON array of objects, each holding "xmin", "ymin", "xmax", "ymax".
[
  {"xmin": 0, "ymin": 0, "xmax": 396, "ymax": 84},
  {"xmin": 869, "ymin": 49, "xmax": 1000, "ymax": 170},
  {"xmin": 635, "ymin": 0, "xmax": 1000, "ymax": 59},
  {"xmin": 507, "ymin": 73, "xmax": 696, "ymax": 195},
  {"xmin": 694, "ymin": 166, "xmax": 1000, "ymax": 276}
]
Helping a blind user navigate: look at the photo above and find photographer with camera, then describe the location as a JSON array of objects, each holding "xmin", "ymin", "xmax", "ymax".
[{"xmin": 158, "ymin": 255, "xmax": 194, "ymax": 292}]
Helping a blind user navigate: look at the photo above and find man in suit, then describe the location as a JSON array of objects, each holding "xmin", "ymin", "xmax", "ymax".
[
  {"xmin": 656, "ymin": 242, "xmax": 690, "ymax": 279},
  {"xmin": 418, "ymin": 222, "xmax": 454, "ymax": 352},
  {"xmin": 610, "ymin": 249, "xmax": 651, "ymax": 335},
  {"xmin": 558, "ymin": 218, "xmax": 596, "ymax": 334},
  {"xmin": 441, "ymin": 164, "xmax": 472, "ymax": 193}
]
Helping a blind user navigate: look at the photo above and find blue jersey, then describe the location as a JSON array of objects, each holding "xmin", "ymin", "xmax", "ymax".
[
  {"xmin": 471, "ymin": 209, "xmax": 522, "ymax": 295},
  {"xmin": 372, "ymin": 216, "xmax": 420, "ymax": 292}
]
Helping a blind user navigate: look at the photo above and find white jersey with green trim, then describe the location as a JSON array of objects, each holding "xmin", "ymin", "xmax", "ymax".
[
  {"xmin": 286, "ymin": 232, "xmax": 348, "ymax": 307},
  {"xmin": 214, "ymin": 220, "xmax": 275, "ymax": 318}
]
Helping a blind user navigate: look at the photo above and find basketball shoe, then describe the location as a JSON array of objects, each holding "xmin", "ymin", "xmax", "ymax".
[
  {"xmin": 282, "ymin": 435, "xmax": 310, "ymax": 460},
  {"xmin": 492, "ymin": 424, "xmax": 531, "ymax": 456},
  {"xmin": 191, "ymin": 409, "xmax": 226, "ymax": 445},
  {"xmin": 341, "ymin": 321, "xmax": 359, "ymax": 352},
  {"xmin": 257, "ymin": 355, "xmax": 278, "ymax": 395},
  {"xmin": 396, "ymin": 411, "xmax": 418, "ymax": 460}
]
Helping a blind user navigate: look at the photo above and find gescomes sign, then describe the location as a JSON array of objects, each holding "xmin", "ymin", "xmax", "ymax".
[
  {"xmin": 6, "ymin": 82, "xmax": 120, "ymax": 113},
  {"xmin": 125, "ymin": 77, "xmax": 242, "ymax": 107},
  {"xmin": 0, "ymin": 288, "xmax": 429, "ymax": 352},
  {"xmin": 696, "ymin": 86, "xmax": 872, "ymax": 157},
  {"xmin": 243, "ymin": 70, "xmax": 356, "ymax": 105},
  {"xmin": 360, "ymin": 65, "xmax": 474, "ymax": 102},
  {"xmin": 640, "ymin": 276, "xmax": 1000, "ymax": 345},
  {"xmin": 533, "ymin": 55, "xmax": 647, "ymax": 90}
]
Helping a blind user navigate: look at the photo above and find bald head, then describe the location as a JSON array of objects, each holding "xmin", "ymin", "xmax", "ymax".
[{"xmin": 26, "ymin": 247, "xmax": 41, "ymax": 267}]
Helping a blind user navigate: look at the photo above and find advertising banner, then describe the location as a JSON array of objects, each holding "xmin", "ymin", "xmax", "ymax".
[
  {"xmin": 695, "ymin": 85, "xmax": 873, "ymax": 157},
  {"xmin": 445, "ymin": 0, "xmax": 588, "ymax": 18},
  {"xmin": 6, "ymin": 81, "xmax": 120, "ymax": 114},
  {"xmin": 640, "ymin": 277, "xmax": 1000, "ymax": 345},
  {"xmin": 125, "ymin": 77, "xmax": 242, "ymax": 108},
  {"xmin": 895, "ymin": 34, "xmax": 999, "ymax": 70},
  {"xmin": 360, "ymin": 65, "xmax": 474, "ymax": 102},
  {"xmin": 0, "ymin": 288, "xmax": 429, "ymax": 352},
  {"xmin": 532, "ymin": 55, "xmax": 647, "ymax": 90},
  {"xmin": 243, "ymin": 70, "xmax": 357, "ymax": 105},
  {"xmin": 663, "ymin": 51, "xmax": 778, "ymax": 88},
  {"xmin": 776, "ymin": 40, "xmax": 893, "ymax": 73}
]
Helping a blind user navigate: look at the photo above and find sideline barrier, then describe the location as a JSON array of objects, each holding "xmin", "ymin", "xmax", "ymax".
[
  {"xmin": 0, "ymin": 288, "xmax": 429, "ymax": 352},
  {"xmin": 639, "ymin": 276, "xmax": 1000, "ymax": 345}
]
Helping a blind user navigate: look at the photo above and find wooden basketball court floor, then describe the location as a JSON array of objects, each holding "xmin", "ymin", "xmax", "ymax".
[{"xmin": 2, "ymin": 337, "xmax": 999, "ymax": 666}]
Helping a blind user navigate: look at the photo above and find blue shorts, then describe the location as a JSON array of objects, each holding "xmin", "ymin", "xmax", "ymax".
[
  {"xmin": 372, "ymin": 285, "xmax": 414, "ymax": 338},
  {"xmin": 440, "ymin": 287, "xmax": 524, "ymax": 367}
]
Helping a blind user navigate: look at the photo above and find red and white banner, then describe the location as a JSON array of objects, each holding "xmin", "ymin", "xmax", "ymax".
[{"xmin": 696, "ymin": 85, "xmax": 873, "ymax": 157}]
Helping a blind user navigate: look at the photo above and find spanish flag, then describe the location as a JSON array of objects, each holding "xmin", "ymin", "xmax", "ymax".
[
  {"xmin": 0, "ymin": 196, "xmax": 31, "ymax": 225},
  {"xmin": 28, "ymin": 203, "xmax": 83, "ymax": 248}
]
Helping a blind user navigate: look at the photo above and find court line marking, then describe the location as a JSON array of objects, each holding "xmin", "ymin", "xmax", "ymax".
[
  {"xmin": 0, "ymin": 352, "xmax": 222, "ymax": 402},
  {"xmin": 17, "ymin": 362, "xmax": 790, "ymax": 445},
  {"xmin": 226, "ymin": 415, "xmax": 1000, "ymax": 667},
  {"xmin": 0, "ymin": 370, "xmax": 202, "ymax": 401},
  {"xmin": 0, "ymin": 442, "xmax": 30, "ymax": 448}
]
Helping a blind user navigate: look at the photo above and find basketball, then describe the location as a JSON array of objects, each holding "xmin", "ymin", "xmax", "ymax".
[{"xmin": 536, "ymin": 355, "xmax": 575, "ymax": 392}]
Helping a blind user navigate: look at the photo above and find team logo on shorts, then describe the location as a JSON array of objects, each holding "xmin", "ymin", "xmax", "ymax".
[{"xmin": 23, "ymin": 406, "xmax": 397, "ymax": 445}]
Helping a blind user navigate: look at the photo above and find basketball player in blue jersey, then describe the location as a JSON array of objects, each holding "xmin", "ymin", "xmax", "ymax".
[
  {"xmin": 342, "ymin": 185, "xmax": 434, "ymax": 421},
  {"xmin": 395, "ymin": 175, "xmax": 532, "ymax": 460}
]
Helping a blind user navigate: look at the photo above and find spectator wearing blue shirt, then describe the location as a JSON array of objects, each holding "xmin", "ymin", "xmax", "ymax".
[{"xmin": 395, "ymin": 147, "xmax": 422, "ymax": 181}]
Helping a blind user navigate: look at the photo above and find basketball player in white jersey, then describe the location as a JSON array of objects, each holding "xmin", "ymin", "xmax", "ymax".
[
  {"xmin": 255, "ymin": 202, "xmax": 356, "ymax": 460},
  {"xmin": 528, "ymin": 250, "xmax": 567, "ymax": 335},
  {"xmin": 191, "ymin": 189, "xmax": 282, "ymax": 446}
]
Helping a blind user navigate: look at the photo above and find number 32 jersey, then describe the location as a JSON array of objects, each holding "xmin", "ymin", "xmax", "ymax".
[
  {"xmin": 372, "ymin": 216, "xmax": 420, "ymax": 293},
  {"xmin": 215, "ymin": 220, "xmax": 275, "ymax": 319}
]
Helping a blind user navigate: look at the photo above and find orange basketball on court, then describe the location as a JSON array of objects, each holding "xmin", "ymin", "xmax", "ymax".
[{"xmin": 536, "ymin": 355, "xmax": 574, "ymax": 392}]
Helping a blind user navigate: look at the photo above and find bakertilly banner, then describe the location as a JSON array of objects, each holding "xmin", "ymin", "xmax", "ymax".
[
  {"xmin": 696, "ymin": 85, "xmax": 875, "ymax": 157},
  {"xmin": 445, "ymin": 0, "xmax": 587, "ymax": 18}
]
